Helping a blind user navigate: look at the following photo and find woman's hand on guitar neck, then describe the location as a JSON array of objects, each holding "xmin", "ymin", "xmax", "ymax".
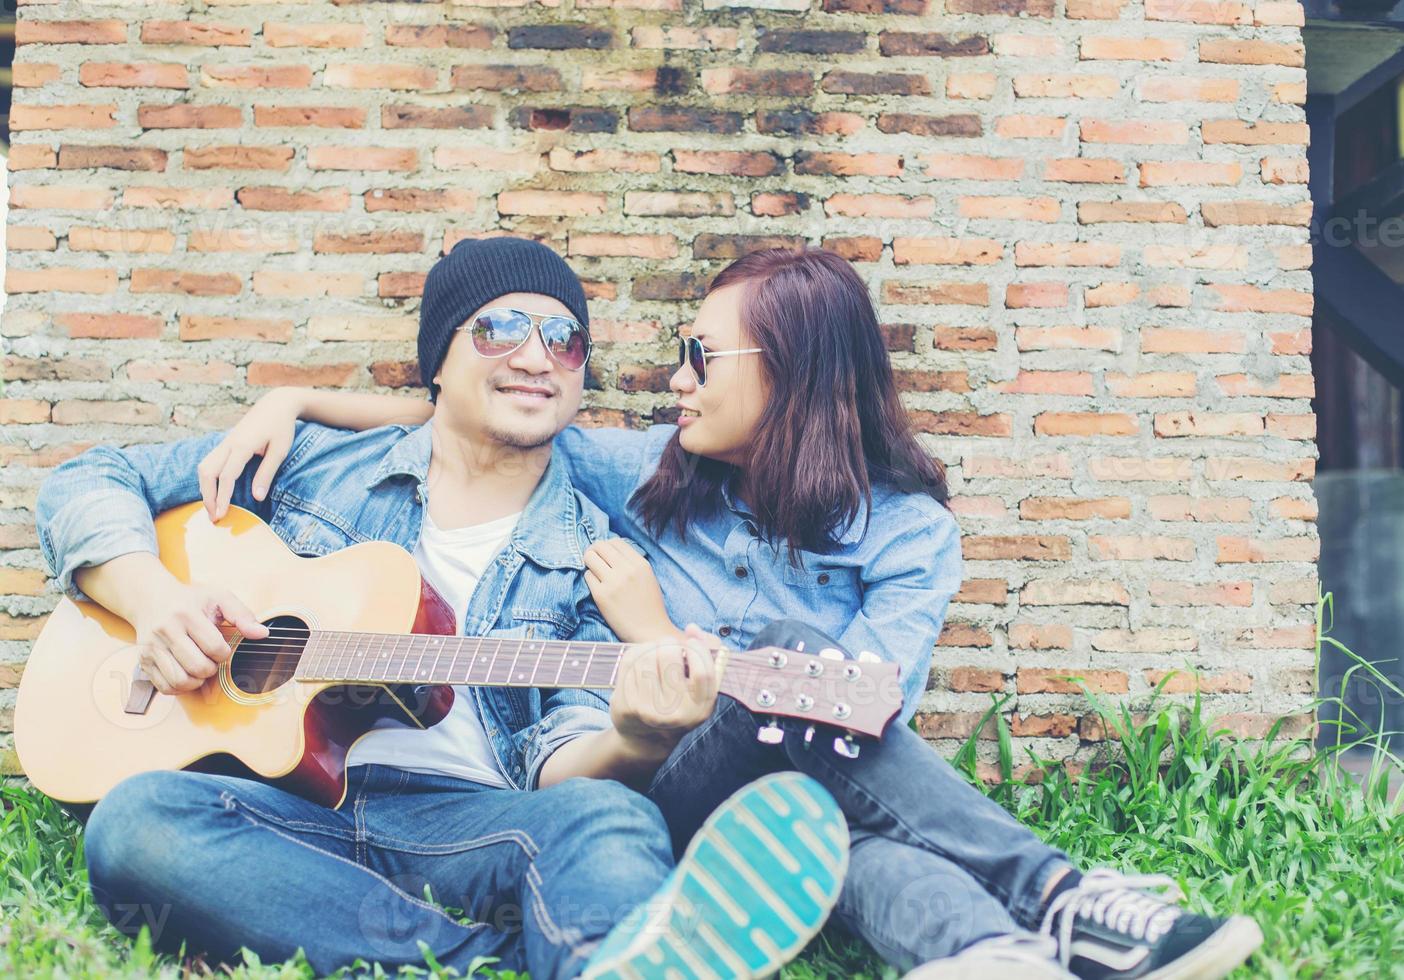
[{"xmin": 130, "ymin": 575, "xmax": 270, "ymax": 695}]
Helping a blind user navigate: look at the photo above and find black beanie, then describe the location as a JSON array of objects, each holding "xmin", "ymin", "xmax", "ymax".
[{"xmin": 418, "ymin": 236, "xmax": 589, "ymax": 399}]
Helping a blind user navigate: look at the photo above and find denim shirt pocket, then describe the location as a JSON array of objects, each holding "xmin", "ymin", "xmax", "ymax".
[
  {"xmin": 780, "ymin": 559, "xmax": 861, "ymax": 592},
  {"xmin": 268, "ymin": 495, "xmax": 365, "ymax": 557}
]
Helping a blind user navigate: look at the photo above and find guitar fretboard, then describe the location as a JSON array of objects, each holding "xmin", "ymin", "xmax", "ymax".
[{"xmin": 294, "ymin": 631, "xmax": 631, "ymax": 689}]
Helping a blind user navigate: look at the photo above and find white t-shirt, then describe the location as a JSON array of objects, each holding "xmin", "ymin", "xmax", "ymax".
[{"xmin": 346, "ymin": 508, "xmax": 522, "ymax": 787}]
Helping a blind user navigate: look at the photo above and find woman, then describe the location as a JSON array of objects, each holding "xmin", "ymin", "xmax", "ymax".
[{"xmin": 201, "ymin": 247, "xmax": 1262, "ymax": 980}]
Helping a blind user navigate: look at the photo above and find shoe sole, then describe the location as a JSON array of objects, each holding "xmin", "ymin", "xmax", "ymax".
[
  {"xmin": 903, "ymin": 949, "xmax": 1073, "ymax": 979},
  {"xmin": 581, "ymin": 771, "xmax": 849, "ymax": 980},
  {"xmin": 1141, "ymin": 916, "xmax": 1264, "ymax": 980}
]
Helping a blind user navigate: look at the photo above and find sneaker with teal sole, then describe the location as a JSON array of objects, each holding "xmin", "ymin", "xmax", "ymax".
[{"xmin": 580, "ymin": 771, "xmax": 850, "ymax": 980}]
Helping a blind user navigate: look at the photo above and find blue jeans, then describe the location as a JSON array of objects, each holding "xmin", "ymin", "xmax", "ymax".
[
  {"xmin": 646, "ymin": 621, "xmax": 1074, "ymax": 970},
  {"xmin": 83, "ymin": 764, "xmax": 673, "ymax": 978}
]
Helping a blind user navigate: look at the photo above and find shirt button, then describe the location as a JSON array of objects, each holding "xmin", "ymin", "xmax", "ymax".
[
  {"xmin": 718, "ymin": 626, "xmax": 732, "ymax": 637},
  {"xmin": 735, "ymin": 566, "xmax": 748, "ymax": 579},
  {"xmin": 818, "ymin": 573, "xmax": 830, "ymax": 585}
]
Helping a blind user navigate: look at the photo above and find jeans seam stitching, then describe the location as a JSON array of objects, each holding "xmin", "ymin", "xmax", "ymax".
[
  {"xmin": 809, "ymin": 751, "xmax": 1021, "ymax": 911},
  {"xmin": 220, "ymin": 792, "xmax": 357, "ymax": 842},
  {"xmin": 224, "ymin": 798, "xmax": 488, "ymax": 929}
]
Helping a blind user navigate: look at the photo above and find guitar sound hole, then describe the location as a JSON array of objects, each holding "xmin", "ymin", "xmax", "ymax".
[{"xmin": 229, "ymin": 615, "xmax": 308, "ymax": 695}]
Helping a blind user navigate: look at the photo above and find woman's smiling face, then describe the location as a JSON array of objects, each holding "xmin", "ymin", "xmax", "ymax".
[{"xmin": 670, "ymin": 283, "xmax": 769, "ymax": 467}]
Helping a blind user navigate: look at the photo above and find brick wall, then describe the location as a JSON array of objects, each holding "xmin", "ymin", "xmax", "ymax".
[{"xmin": 0, "ymin": 0, "xmax": 1317, "ymax": 775}]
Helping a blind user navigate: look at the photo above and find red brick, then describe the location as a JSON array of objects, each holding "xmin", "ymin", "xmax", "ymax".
[
  {"xmin": 894, "ymin": 238, "xmax": 1002, "ymax": 265},
  {"xmin": 1021, "ymin": 497, "xmax": 1131, "ymax": 520},
  {"xmin": 264, "ymin": 23, "xmax": 367, "ymax": 48},
  {"xmin": 314, "ymin": 231, "xmax": 423, "ymax": 255},
  {"xmin": 452, "ymin": 65, "xmax": 561, "ymax": 92},
  {"xmin": 184, "ymin": 145, "xmax": 293, "ymax": 171},
  {"xmin": 795, "ymin": 152, "xmax": 902, "ymax": 177},
  {"xmin": 124, "ymin": 186, "xmax": 232, "ymax": 209},
  {"xmin": 199, "ymin": 64, "xmax": 312, "ymax": 89},
  {"xmin": 1202, "ymin": 120, "xmax": 1309, "ymax": 146},
  {"xmin": 126, "ymin": 360, "xmax": 237, "ymax": 384},
  {"xmin": 1148, "ymin": 581, "xmax": 1253, "ymax": 606},
  {"xmin": 1106, "ymin": 372, "xmax": 1196, "ymax": 397},
  {"xmin": 142, "ymin": 21, "xmax": 250, "ymax": 46},
  {"xmin": 1009, "ymin": 283, "xmax": 1081, "ymax": 314},
  {"xmin": 1036, "ymin": 413, "xmax": 1137, "ymax": 436},
  {"xmin": 674, "ymin": 150, "xmax": 783, "ymax": 177},
  {"xmin": 1016, "ymin": 242, "xmax": 1121, "ymax": 267},
  {"xmin": 237, "ymin": 186, "xmax": 349, "ymax": 212},
  {"xmin": 1200, "ymin": 38, "xmax": 1304, "ymax": 67},
  {"xmin": 549, "ymin": 148, "xmax": 661, "ymax": 173},
  {"xmin": 1080, "ymin": 36, "xmax": 1186, "ymax": 60},
  {"xmin": 140, "ymin": 104, "xmax": 244, "ymax": 129},
  {"xmin": 960, "ymin": 196, "xmax": 1060, "ymax": 222},
  {"xmin": 53, "ymin": 400, "xmax": 165, "ymax": 426},
  {"xmin": 908, "ymin": 411, "xmax": 1012, "ymax": 437},
  {"xmin": 922, "ymin": 154, "xmax": 1024, "ymax": 180},
  {"xmin": 324, "ymin": 63, "xmax": 437, "ymax": 90},
  {"xmin": 256, "ymin": 106, "xmax": 366, "ymax": 129},
  {"xmin": 80, "ymin": 62, "xmax": 188, "ymax": 88},
  {"xmin": 180, "ymin": 316, "xmax": 293, "ymax": 342},
  {"xmin": 6, "ymin": 268, "xmax": 117, "ymax": 294},
  {"xmin": 247, "ymin": 363, "xmax": 360, "ymax": 388},
  {"xmin": 365, "ymin": 188, "xmax": 477, "ymax": 213},
  {"xmin": 996, "ymin": 371, "xmax": 1093, "ymax": 395},
  {"xmin": 936, "ymin": 327, "xmax": 999, "ymax": 351},
  {"xmin": 1044, "ymin": 158, "xmax": 1124, "ymax": 183},
  {"xmin": 964, "ymin": 535, "xmax": 1071, "ymax": 560},
  {"xmin": 18, "ymin": 20, "xmax": 127, "ymax": 45},
  {"xmin": 1018, "ymin": 668, "xmax": 1128, "ymax": 693},
  {"xmin": 1016, "ymin": 326, "xmax": 1119, "ymax": 350},
  {"xmin": 1216, "ymin": 536, "xmax": 1319, "ymax": 563},
  {"xmin": 253, "ymin": 270, "xmax": 361, "ymax": 298},
  {"xmin": 308, "ymin": 146, "xmax": 417, "ymax": 172},
  {"xmin": 386, "ymin": 24, "xmax": 495, "ymax": 49},
  {"xmin": 131, "ymin": 269, "xmax": 240, "ymax": 296},
  {"xmin": 69, "ymin": 226, "xmax": 176, "ymax": 254},
  {"xmin": 570, "ymin": 234, "xmax": 678, "ymax": 259},
  {"xmin": 499, "ymin": 191, "xmax": 607, "ymax": 217},
  {"xmin": 884, "ymin": 282, "xmax": 989, "ymax": 306},
  {"xmin": 7, "ymin": 145, "xmax": 58, "ymax": 169},
  {"xmin": 1089, "ymin": 535, "xmax": 1195, "ymax": 561},
  {"xmin": 949, "ymin": 667, "xmax": 1005, "ymax": 693},
  {"xmin": 11, "ymin": 104, "xmax": 117, "ymax": 130}
]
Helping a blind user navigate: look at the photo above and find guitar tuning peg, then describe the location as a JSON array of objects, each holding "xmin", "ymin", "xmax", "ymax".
[
  {"xmin": 757, "ymin": 719, "xmax": 785, "ymax": 745},
  {"xmin": 858, "ymin": 650, "xmax": 882, "ymax": 664},
  {"xmin": 803, "ymin": 725, "xmax": 816, "ymax": 749},
  {"xmin": 818, "ymin": 647, "xmax": 845, "ymax": 661},
  {"xmin": 832, "ymin": 735, "xmax": 861, "ymax": 759}
]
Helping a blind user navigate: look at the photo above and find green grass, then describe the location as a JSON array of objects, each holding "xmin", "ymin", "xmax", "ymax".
[{"xmin": 3, "ymin": 593, "xmax": 1402, "ymax": 978}]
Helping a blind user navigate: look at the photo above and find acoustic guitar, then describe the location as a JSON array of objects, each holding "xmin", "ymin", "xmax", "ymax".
[{"xmin": 15, "ymin": 503, "xmax": 902, "ymax": 808}]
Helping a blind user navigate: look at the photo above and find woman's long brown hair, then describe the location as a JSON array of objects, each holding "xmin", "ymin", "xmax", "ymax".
[{"xmin": 631, "ymin": 247, "xmax": 949, "ymax": 562}]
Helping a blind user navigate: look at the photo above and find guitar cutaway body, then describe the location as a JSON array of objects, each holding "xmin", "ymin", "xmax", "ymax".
[{"xmin": 15, "ymin": 503, "xmax": 455, "ymax": 808}]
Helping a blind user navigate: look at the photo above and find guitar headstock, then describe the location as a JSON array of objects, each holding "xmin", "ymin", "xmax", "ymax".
[{"xmin": 718, "ymin": 645, "xmax": 903, "ymax": 739}]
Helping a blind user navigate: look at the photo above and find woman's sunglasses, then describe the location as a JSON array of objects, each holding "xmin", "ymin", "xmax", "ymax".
[
  {"xmin": 461, "ymin": 307, "xmax": 593, "ymax": 372},
  {"xmin": 679, "ymin": 336, "xmax": 763, "ymax": 387}
]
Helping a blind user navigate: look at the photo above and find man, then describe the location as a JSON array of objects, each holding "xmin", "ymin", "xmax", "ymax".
[{"xmin": 34, "ymin": 237, "xmax": 848, "ymax": 978}]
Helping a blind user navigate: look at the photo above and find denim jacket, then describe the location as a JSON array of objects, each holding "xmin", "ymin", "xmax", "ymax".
[
  {"xmin": 555, "ymin": 424, "xmax": 963, "ymax": 725},
  {"xmin": 35, "ymin": 421, "xmax": 617, "ymax": 790}
]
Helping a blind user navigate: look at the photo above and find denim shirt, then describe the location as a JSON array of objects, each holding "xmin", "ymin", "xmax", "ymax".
[
  {"xmin": 35, "ymin": 421, "xmax": 617, "ymax": 790},
  {"xmin": 554, "ymin": 425, "xmax": 963, "ymax": 724}
]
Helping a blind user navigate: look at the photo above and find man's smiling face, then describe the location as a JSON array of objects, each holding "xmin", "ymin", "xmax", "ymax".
[{"xmin": 433, "ymin": 291, "xmax": 586, "ymax": 450}]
